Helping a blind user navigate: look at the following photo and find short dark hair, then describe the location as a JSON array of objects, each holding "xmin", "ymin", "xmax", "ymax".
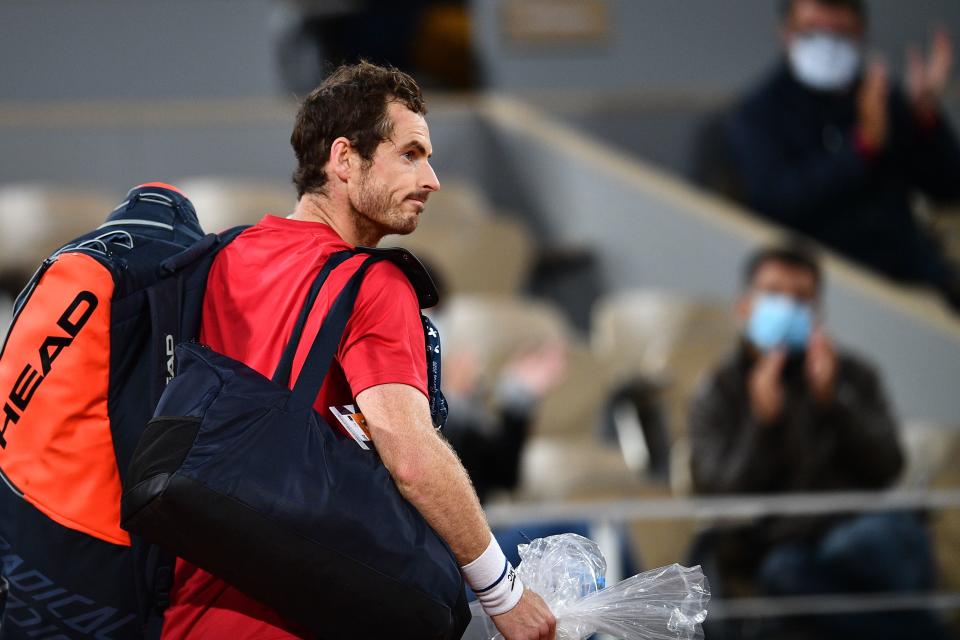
[
  {"xmin": 743, "ymin": 242, "xmax": 822, "ymax": 291},
  {"xmin": 290, "ymin": 61, "xmax": 427, "ymax": 198},
  {"xmin": 779, "ymin": 0, "xmax": 867, "ymax": 23}
]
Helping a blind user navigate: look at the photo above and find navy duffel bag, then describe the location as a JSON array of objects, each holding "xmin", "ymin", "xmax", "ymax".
[{"xmin": 120, "ymin": 249, "xmax": 470, "ymax": 640}]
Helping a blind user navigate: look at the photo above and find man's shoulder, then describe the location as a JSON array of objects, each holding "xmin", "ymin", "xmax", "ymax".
[
  {"xmin": 693, "ymin": 349, "xmax": 747, "ymax": 402},
  {"xmin": 734, "ymin": 63, "xmax": 794, "ymax": 120},
  {"xmin": 213, "ymin": 217, "xmax": 346, "ymax": 268},
  {"xmin": 835, "ymin": 347, "xmax": 882, "ymax": 384},
  {"xmin": 353, "ymin": 257, "xmax": 419, "ymax": 306}
]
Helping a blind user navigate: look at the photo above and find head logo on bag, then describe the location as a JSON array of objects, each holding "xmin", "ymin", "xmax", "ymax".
[
  {"xmin": 165, "ymin": 334, "xmax": 176, "ymax": 383},
  {"xmin": 1, "ymin": 290, "xmax": 98, "ymax": 450}
]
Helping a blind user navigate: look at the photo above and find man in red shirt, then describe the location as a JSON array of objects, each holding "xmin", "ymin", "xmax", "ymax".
[{"xmin": 161, "ymin": 62, "xmax": 556, "ymax": 639}]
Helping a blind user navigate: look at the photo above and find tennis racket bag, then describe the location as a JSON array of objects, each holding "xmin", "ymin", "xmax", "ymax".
[
  {"xmin": 120, "ymin": 248, "xmax": 470, "ymax": 640},
  {"xmin": 0, "ymin": 183, "xmax": 243, "ymax": 639}
]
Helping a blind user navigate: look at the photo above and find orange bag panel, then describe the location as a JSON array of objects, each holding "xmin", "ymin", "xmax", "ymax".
[{"xmin": 0, "ymin": 252, "xmax": 129, "ymax": 546}]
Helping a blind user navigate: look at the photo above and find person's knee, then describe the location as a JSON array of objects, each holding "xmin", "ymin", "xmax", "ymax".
[
  {"xmin": 757, "ymin": 545, "xmax": 818, "ymax": 596},
  {"xmin": 819, "ymin": 514, "xmax": 892, "ymax": 563},
  {"xmin": 819, "ymin": 513, "xmax": 935, "ymax": 590}
]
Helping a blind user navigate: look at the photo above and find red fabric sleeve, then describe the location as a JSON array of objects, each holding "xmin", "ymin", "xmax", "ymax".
[{"xmin": 336, "ymin": 260, "xmax": 428, "ymax": 399}]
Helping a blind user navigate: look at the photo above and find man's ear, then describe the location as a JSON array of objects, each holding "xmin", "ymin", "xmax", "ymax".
[{"xmin": 329, "ymin": 137, "xmax": 354, "ymax": 183}]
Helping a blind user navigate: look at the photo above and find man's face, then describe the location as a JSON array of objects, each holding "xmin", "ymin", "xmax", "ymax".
[
  {"xmin": 782, "ymin": 0, "xmax": 864, "ymax": 45},
  {"xmin": 738, "ymin": 259, "xmax": 819, "ymax": 325},
  {"xmin": 348, "ymin": 102, "xmax": 440, "ymax": 239}
]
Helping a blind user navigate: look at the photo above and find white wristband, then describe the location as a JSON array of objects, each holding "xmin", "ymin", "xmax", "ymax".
[{"xmin": 461, "ymin": 535, "xmax": 524, "ymax": 616}]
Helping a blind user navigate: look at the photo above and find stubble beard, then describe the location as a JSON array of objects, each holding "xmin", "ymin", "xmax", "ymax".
[{"xmin": 351, "ymin": 167, "xmax": 419, "ymax": 245}]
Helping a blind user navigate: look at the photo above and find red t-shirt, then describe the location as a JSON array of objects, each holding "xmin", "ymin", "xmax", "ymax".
[{"xmin": 161, "ymin": 215, "xmax": 428, "ymax": 640}]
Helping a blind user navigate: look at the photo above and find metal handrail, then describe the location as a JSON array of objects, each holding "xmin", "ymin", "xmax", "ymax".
[
  {"xmin": 485, "ymin": 488, "xmax": 960, "ymax": 619},
  {"xmin": 484, "ymin": 488, "xmax": 960, "ymax": 527},
  {"xmin": 710, "ymin": 591, "xmax": 960, "ymax": 620}
]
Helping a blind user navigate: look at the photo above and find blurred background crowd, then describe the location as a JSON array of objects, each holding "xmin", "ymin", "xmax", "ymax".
[{"xmin": 2, "ymin": 1, "xmax": 959, "ymax": 638}]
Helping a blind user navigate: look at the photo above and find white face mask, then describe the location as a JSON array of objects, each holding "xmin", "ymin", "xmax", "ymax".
[{"xmin": 788, "ymin": 31, "xmax": 861, "ymax": 91}]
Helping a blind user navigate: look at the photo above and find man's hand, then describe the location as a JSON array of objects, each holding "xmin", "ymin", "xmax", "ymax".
[
  {"xmin": 805, "ymin": 329, "xmax": 837, "ymax": 407},
  {"xmin": 907, "ymin": 27, "xmax": 953, "ymax": 121},
  {"xmin": 500, "ymin": 342, "xmax": 569, "ymax": 399},
  {"xmin": 443, "ymin": 349, "xmax": 481, "ymax": 398},
  {"xmin": 857, "ymin": 58, "xmax": 889, "ymax": 151},
  {"xmin": 748, "ymin": 348, "xmax": 786, "ymax": 425},
  {"xmin": 491, "ymin": 590, "xmax": 556, "ymax": 640}
]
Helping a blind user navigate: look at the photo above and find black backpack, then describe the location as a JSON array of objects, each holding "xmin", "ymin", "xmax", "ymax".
[{"xmin": 0, "ymin": 183, "xmax": 243, "ymax": 639}]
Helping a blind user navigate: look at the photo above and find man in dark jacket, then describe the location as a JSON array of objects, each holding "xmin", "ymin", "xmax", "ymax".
[
  {"xmin": 689, "ymin": 244, "xmax": 948, "ymax": 639},
  {"xmin": 728, "ymin": 0, "xmax": 960, "ymax": 309}
]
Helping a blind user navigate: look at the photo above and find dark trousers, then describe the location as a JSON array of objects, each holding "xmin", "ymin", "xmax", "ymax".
[{"xmin": 758, "ymin": 512, "xmax": 950, "ymax": 640}]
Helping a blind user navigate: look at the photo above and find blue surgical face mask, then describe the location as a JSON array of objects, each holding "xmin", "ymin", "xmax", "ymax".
[
  {"xmin": 788, "ymin": 31, "xmax": 862, "ymax": 91},
  {"xmin": 746, "ymin": 293, "xmax": 813, "ymax": 352}
]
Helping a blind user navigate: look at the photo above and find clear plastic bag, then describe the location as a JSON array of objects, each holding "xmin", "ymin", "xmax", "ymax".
[{"xmin": 465, "ymin": 533, "xmax": 709, "ymax": 640}]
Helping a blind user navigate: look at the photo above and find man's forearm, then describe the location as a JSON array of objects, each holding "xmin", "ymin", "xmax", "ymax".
[
  {"xmin": 358, "ymin": 383, "xmax": 529, "ymax": 618},
  {"xmin": 392, "ymin": 429, "xmax": 492, "ymax": 564}
]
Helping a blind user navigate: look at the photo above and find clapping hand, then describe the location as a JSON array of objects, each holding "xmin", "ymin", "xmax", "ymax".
[
  {"xmin": 857, "ymin": 57, "xmax": 890, "ymax": 150},
  {"xmin": 907, "ymin": 27, "xmax": 953, "ymax": 120},
  {"xmin": 748, "ymin": 348, "xmax": 787, "ymax": 426},
  {"xmin": 857, "ymin": 28, "xmax": 953, "ymax": 150},
  {"xmin": 805, "ymin": 329, "xmax": 837, "ymax": 407}
]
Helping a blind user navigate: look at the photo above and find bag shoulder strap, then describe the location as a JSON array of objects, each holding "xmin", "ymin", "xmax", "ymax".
[
  {"xmin": 289, "ymin": 255, "xmax": 389, "ymax": 406},
  {"xmin": 271, "ymin": 245, "xmax": 439, "ymax": 405},
  {"xmin": 271, "ymin": 250, "xmax": 356, "ymax": 387}
]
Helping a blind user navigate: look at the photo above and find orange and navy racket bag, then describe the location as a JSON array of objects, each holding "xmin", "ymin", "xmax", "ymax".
[{"xmin": 0, "ymin": 184, "xmax": 242, "ymax": 639}]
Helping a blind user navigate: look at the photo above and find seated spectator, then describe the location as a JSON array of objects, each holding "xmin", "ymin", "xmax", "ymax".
[
  {"xmin": 423, "ymin": 261, "xmax": 642, "ymax": 581},
  {"xmin": 420, "ymin": 257, "xmax": 568, "ymax": 503},
  {"xmin": 727, "ymin": 0, "xmax": 960, "ymax": 309},
  {"xmin": 689, "ymin": 244, "xmax": 949, "ymax": 639},
  {"xmin": 442, "ymin": 345, "xmax": 643, "ymax": 580},
  {"xmin": 441, "ymin": 343, "xmax": 568, "ymax": 504}
]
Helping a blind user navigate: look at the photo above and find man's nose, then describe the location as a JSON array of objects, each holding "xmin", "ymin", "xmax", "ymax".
[{"xmin": 421, "ymin": 161, "xmax": 440, "ymax": 193}]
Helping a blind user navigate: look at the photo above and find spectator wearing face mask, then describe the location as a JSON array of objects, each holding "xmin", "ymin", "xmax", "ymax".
[
  {"xmin": 688, "ymin": 244, "xmax": 950, "ymax": 640},
  {"xmin": 727, "ymin": 0, "xmax": 960, "ymax": 311}
]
